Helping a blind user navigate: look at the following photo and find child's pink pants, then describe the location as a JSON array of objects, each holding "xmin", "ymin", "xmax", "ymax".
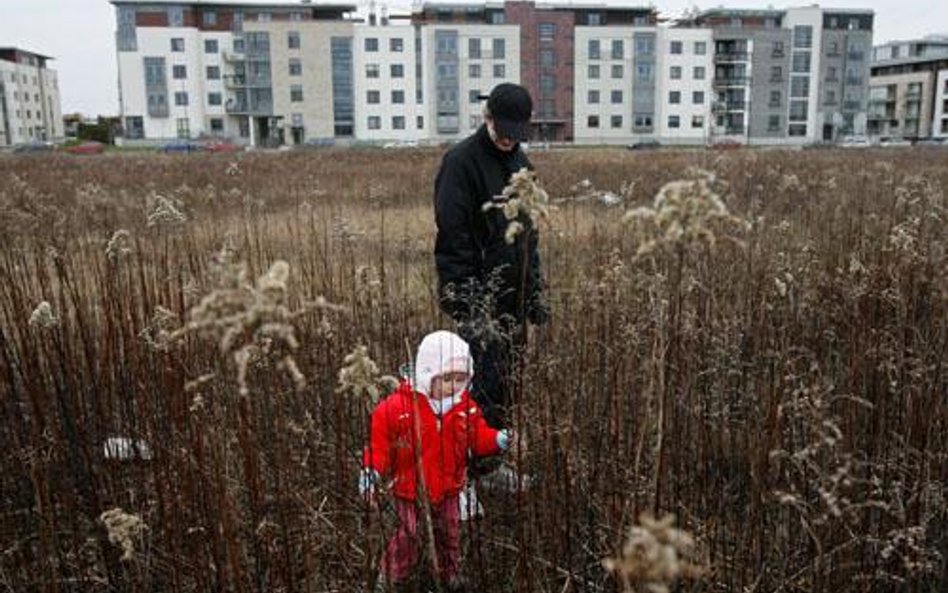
[{"xmin": 382, "ymin": 494, "xmax": 460, "ymax": 584}]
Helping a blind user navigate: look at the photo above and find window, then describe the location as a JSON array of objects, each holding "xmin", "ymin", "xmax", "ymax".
[
  {"xmin": 392, "ymin": 90, "xmax": 405, "ymax": 104},
  {"xmin": 670, "ymin": 41, "xmax": 683, "ymax": 55},
  {"xmin": 770, "ymin": 90, "xmax": 781, "ymax": 106},
  {"xmin": 540, "ymin": 48, "xmax": 555, "ymax": 68},
  {"xmin": 391, "ymin": 38, "xmax": 404, "ymax": 52},
  {"xmin": 611, "ymin": 115, "xmax": 623, "ymax": 128},
  {"xmin": 469, "ymin": 64, "xmax": 481, "ymax": 78},
  {"xmin": 825, "ymin": 89, "xmax": 837, "ymax": 104},
  {"xmin": 611, "ymin": 90, "xmax": 623, "ymax": 104},
  {"xmin": 233, "ymin": 38, "xmax": 245, "ymax": 53},
  {"xmin": 693, "ymin": 91, "xmax": 704, "ymax": 104},
  {"xmin": 826, "ymin": 66, "xmax": 838, "ymax": 81},
  {"xmin": 203, "ymin": 10, "xmax": 217, "ymax": 26},
  {"xmin": 125, "ymin": 116, "xmax": 144, "ymax": 139},
  {"xmin": 789, "ymin": 123, "xmax": 807, "ymax": 136},
  {"xmin": 634, "ymin": 114, "xmax": 653, "ymax": 128},
  {"xmin": 793, "ymin": 25, "xmax": 813, "ymax": 49},
  {"xmin": 588, "ymin": 90, "xmax": 600, "ymax": 104},
  {"xmin": 791, "ymin": 77, "xmax": 810, "ymax": 98},
  {"xmin": 612, "ymin": 64, "xmax": 623, "ymax": 79},
  {"xmin": 827, "ymin": 40, "xmax": 839, "ymax": 55},
  {"xmin": 469, "ymin": 38, "xmax": 481, "ymax": 59},
  {"xmin": 207, "ymin": 65, "xmax": 221, "ymax": 80},
  {"xmin": 257, "ymin": 12, "xmax": 271, "ymax": 22},
  {"xmin": 789, "ymin": 101, "xmax": 807, "ymax": 121},
  {"xmin": 239, "ymin": 118, "xmax": 250, "ymax": 137},
  {"xmin": 493, "ymin": 64, "xmax": 505, "ymax": 78},
  {"xmin": 288, "ymin": 32, "xmax": 301, "ymax": 50},
  {"xmin": 417, "ymin": 116, "xmax": 424, "ymax": 129},
  {"xmin": 393, "ymin": 116, "xmax": 405, "ymax": 130},
  {"xmin": 670, "ymin": 66, "xmax": 682, "ymax": 80},
  {"xmin": 587, "ymin": 115, "xmax": 599, "ymax": 128},
  {"xmin": 171, "ymin": 38, "xmax": 185, "ymax": 52},
  {"xmin": 291, "ymin": 85, "xmax": 303, "ymax": 102},
  {"xmin": 588, "ymin": 64, "xmax": 600, "ymax": 79},
  {"xmin": 771, "ymin": 66, "xmax": 783, "ymax": 81},
  {"xmin": 368, "ymin": 116, "xmax": 381, "ymax": 130},
  {"xmin": 792, "ymin": 52, "xmax": 811, "ymax": 73},
  {"xmin": 773, "ymin": 41, "xmax": 785, "ymax": 56},
  {"xmin": 589, "ymin": 40, "xmax": 600, "ymax": 60},
  {"xmin": 693, "ymin": 66, "xmax": 706, "ymax": 80},
  {"xmin": 493, "ymin": 38, "xmax": 505, "ymax": 59},
  {"xmin": 469, "ymin": 90, "xmax": 481, "ymax": 103},
  {"xmin": 367, "ymin": 90, "xmax": 380, "ymax": 104},
  {"xmin": 208, "ymin": 92, "xmax": 222, "ymax": 106},
  {"xmin": 205, "ymin": 39, "xmax": 219, "ymax": 54},
  {"xmin": 539, "ymin": 74, "xmax": 555, "ymax": 93},
  {"xmin": 290, "ymin": 11, "xmax": 303, "ymax": 21},
  {"xmin": 692, "ymin": 115, "xmax": 704, "ymax": 128},
  {"xmin": 588, "ymin": 12, "xmax": 602, "ymax": 26},
  {"xmin": 668, "ymin": 115, "xmax": 680, "ymax": 128},
  {"xmin": 490, "ymin": 11, "xmax": 505, "ymax": 24},
  {"xmin": 669, "ymin": 91, "xmax": 681, "ymax": 104},
  {"xmin": 210, "ymin": 118, "xmax": 224, "ymax": 132},
  {"xmin": 612, "ymin": 40, "xmax": 623, "ymax": 59},
  {"xmin": 176, "ymin": 118, "xmax": 190, "ymax": 138},
  {"xmin": 391, "ymin": 64, "xmax": 404, "ymax": 78},
  {"xmin": 768, "ymin": 115, "xmax": 780, "ymax": 131},
  {"xmin": 365, "ymin": 38, "xmax": 379, "ymax": 52},
  {"xmin": 539, "ymin": 23, "xmax": 556, "ymax": 41},
  {"xmin": 636, "ymin": 64, "xmax": 654, "ymax": 81},
  {"xmin": 635, "ymin": 37, "xmax": 654, "ymax": 54},
  {"xmin": 171, "ymin": 64, "xmax": 187, "ymax": 80},
  {"xmin": 174, "ymin": 92, "xmax": 188, "ymax": 106},
  {"xmin": 695, "ymin": 41, "xmax": 707, "ymax": 55},
  {"xmin": 366, "ymin": 64, "xmax": 380, "ymax": 78},
  {"xmin": 289, "ymin": 59, "xmax": 302, "ymax": 76}
]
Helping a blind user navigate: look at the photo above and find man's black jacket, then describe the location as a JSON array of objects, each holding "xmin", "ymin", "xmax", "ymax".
[{"xmin": 434, "ymin": 125, "xmax": 546, "ymax": 326}]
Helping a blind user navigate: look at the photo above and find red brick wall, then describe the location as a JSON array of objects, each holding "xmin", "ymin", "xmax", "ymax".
[
  {"xmin": 136, "ymin": 11, "xmax": 169, "ymax": 27},
  {"xmin": 505, "ymin": 2, "xmax": 575, "ymax": 141}
]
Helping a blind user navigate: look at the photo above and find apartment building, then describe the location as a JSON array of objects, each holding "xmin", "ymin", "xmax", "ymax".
[
  {"xmin": 0, "ymin": 48, "xmax": 63, "ymax": 146},
  {"xmin": 112, "ymin": 1, "xmax": 874, "ymax": 147},
  {"xmin": 869, "ymin": 37, "xmax": 948, "ymax": 140},
  {"xmin": 683, "ymin": 6, "xmax": 873, "ymax": 145}
]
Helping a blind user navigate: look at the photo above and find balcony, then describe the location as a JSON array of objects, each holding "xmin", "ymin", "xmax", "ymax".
[
  {"xmin": 715, "ymin": 52, "xmax": 749, "ymax": 63},
  {"xmin": 225, "ymin": 99, "xmax": 248, "ymax": 113},
  {"xmin": 713, "ymin": 76, "xmax": 748, "ymax": 89},
  {"xmin": 222, "ymin": 51, "xmax": 245, "ymax": 62},
  {"xmin": 224, "ymin": 74, "xmax": 246, "ymax": 88}
]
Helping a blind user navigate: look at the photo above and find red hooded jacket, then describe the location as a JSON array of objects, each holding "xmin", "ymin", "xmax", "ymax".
[{"xmin": 363, "ymin": 381, "xmax": 501, "ymax": 503}]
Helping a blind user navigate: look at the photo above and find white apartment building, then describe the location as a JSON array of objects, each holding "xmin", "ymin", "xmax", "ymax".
[
  {"xmin": 353, "ymin": 23, "xmax": 424, "ymax": 141},
  {"xmin": 656, "ymin": 28, "xmax": 714, "ymax": 144},
  {"xmin": 420, "ymin": 24, "xmax": 520, "ymax": 143},
  {"xmin": 0, "ymin": 48, "xmax": 63, "ymax": 146},
  {"xmin": 935, "ymin": 69, "xmax": 948, "ymax": 138}
]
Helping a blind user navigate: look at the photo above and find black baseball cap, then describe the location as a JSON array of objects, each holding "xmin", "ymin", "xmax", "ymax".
[{"xmin": 483, "ymin": 83, "xmax": 533, "ymax": 142}]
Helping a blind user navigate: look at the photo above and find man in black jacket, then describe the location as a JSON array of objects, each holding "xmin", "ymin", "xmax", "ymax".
[{"xmin": 433, "ymin": 83, "xmax": 547, "ymax": 431}]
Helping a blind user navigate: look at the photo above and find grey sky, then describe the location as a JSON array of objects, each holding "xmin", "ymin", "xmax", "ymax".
[{"xmin": 0, "ymin": 0, "xmax": 942, "ymax": 115}]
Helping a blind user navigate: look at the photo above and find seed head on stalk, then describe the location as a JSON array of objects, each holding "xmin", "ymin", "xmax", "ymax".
[
  {"xmin": 603, "ymin": 513, "xmax": 705, "ymax": 593},
  {"xmin": 483, "ymin": 167, "xmax": 551, "ymax": 244}
]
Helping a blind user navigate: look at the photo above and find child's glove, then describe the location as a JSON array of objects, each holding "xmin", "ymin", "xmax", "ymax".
[
  {"xmin": 358, "ymin": 468, "xmax": 380, "ymax": 499},
  {"xmin": 496, "ymin": 430, "xmax": 512, "ymax": 452}
]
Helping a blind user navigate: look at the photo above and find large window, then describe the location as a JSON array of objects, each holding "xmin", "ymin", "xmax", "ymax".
[
  {"xmin": 588, "ymin": 40, "xmax": 600, "ymax": 60},
  {"xmin": 365, "ymin": 38, "xmax": 379, "ymax": 52},
  {"xmin": 492, "ymin": 38, "xmax": 505, "ymax": 59},
  {"xmin": 612, "ymin": 40, "xmax": 623, "ymax": 59},
  {"xmin": 291, "ymin": 85, "xmax": 304, "ymax": 102},
  {"xmin": 793, "ymin": 25, "xmax": 813, "ymax": 49},
  {"xmin": 539, "ymin": 23, "xmax": 556, "ymax": 41},
  {"xmin": 469, "ymin": 38, "xmax": 481, "ymax": 59}
]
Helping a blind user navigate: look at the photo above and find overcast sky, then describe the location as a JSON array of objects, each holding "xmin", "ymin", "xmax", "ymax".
[{"xmin": 0, "ymin": 0, "xmax": 942, "ymax": 115}]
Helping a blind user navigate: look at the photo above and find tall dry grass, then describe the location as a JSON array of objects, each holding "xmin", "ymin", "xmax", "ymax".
[{"xmin": 0, "ymin": 147, "xmax": 945, "ymax": 593}]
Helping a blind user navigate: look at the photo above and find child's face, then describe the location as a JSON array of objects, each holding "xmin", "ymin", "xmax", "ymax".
[{"xmin": 429, "ymin": 371, "xmax": 470, "ymax": 400}]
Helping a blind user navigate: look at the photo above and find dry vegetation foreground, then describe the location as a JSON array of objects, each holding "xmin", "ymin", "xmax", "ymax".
[{"xmin": 0, "ymin": 148, "xmax": 946, "ymax": 593}]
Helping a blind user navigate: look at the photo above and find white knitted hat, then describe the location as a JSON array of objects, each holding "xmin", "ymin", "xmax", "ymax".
[{"xmin": 413, "ymin": 330, "xmax": 474, "ymax": 396}]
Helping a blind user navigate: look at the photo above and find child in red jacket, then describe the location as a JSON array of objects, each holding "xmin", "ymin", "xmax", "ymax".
[{"xmin": 360, "ymin": 330, "xmax": 512, "ymax": 592}]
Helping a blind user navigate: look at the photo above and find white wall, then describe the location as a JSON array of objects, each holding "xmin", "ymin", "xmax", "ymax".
[
  {"xmin": 574, "ymin": 26, "xmax": 636, "ymax": 144},
  {"xmin": 0, "ymin": 60, "xmax": 63, "ymax": 144},
  {"xmin": 655, "ymin": 27, "xmax": 713, "ymax": 144},
  {"xmin": 784, "ymin": 6, "xmax": 824, "ymax": 143},
  {"xmin": 934, "ymin": 69, "xmax": 948, "ymax": 138},
  {"xmin": 422, "ymin": 24, "xmax": 520, "ymax": 143},
  {"xmin": 354, "ymin": 23, "xmax": 423, "ymax": 141}
]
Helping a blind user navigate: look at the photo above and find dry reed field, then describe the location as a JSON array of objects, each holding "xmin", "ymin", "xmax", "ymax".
[{"xmin": 0, "ymin": 147, "xmax": 946, "ymax": 593}]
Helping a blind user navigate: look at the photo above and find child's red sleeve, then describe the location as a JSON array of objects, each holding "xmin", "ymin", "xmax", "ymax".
[
  {"xmin": 363, "ymin": 399, "xmax": 394, "ymax": 475},
  {"xmin": 469, "ymin": 407, "xmax": 502, "ymax": 457}
]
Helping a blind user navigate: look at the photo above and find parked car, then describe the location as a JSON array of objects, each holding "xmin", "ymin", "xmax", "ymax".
[
  {"xmin": 840, "ymin": 135, "xmax": 871, "ymax": 148},
  {"xmin": 157, "ymin": 140, "xmax": 202, "ymax": 153},
  {"xmin": 382, "ymin": 139, "xmax": 419, "ymax": 149},
  {"xmin": 13, "ymin": 141, "xmax": 54, "ymax": 154},
  {"xmin": 879, "ymin": 137, "xmax": 912, "ymax": 148},
  {"xmin": 65, "ymin": 141, "xmax": 106, "ymax": 155},
  {"xmin": 626, "ymin": 140, "xmax": 662, "ymax": 150},
  {"xmin": 202, "ymin": 140, "xmax": 242, "ymax": 153}
]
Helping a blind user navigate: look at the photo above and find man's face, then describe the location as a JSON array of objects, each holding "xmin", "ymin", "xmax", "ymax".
[{"xmin": 486, "ymin": 116, "xmax": 518, "ymax": 152}]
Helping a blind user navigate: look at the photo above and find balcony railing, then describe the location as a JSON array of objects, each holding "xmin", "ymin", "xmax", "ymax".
[
  {"xmin": 225, "ymin": 100, "xmax": 248, "ymax": 113},
  {"xmin": 222, "ymin": 51, "xmax": 244, "ymax": 62},
  {"xmin": 224, "ymin": 74, "xmax": 246, "ymax": 87},
  {"xmin": 713, "ymin": 76, "xmax": 748, "ymax": 88},
  {"xmin": 715, "ymin": 52, "xmax": 749, "ymax": 63}
]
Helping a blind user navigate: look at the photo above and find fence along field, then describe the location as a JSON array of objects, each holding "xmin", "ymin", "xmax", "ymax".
[{"xmin": 0, "ymin": 148, "xmax": 945, "ymax": 593}]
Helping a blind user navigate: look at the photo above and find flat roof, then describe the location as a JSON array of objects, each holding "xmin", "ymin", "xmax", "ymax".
[
  {"xmin": 414, "ymin": 1, "xmax": 654, "ymax": 11},
  {"xmin": 0, "ymin": 47, "xmax": 54, "ymax": 60},
  {"xmin": 109, "ymin": 0, "xmax": 357, "ymax": 10},
  {"xmin": 872, "ymin": 53, "xmax": 948, "ymax": 68}
]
